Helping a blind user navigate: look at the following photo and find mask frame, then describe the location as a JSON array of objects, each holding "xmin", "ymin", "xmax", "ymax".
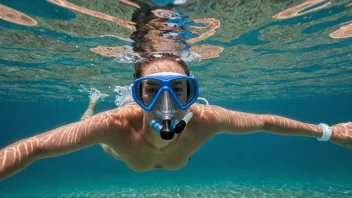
[{"xmin": 132, "ymin": 72, "xmax": 199, "ymax": 111}]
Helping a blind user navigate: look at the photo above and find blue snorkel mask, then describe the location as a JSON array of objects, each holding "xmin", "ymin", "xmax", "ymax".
[{"xmin": 132, "ymin": 72, "xmax": 199, "ymax": 140}]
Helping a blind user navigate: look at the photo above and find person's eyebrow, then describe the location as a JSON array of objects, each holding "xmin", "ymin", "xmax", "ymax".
[
  {"xmin": 146, "ymin": 81, "xmax": 160, "ymax": 85},
  {"xmin": 172, "ymin": 81, "xmax": 184, "ymax": 85}
]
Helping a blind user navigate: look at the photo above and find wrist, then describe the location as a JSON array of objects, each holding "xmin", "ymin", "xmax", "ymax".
[{"xmin": 317, "ymin": 123, "xmax": 332, "ymax": 141}]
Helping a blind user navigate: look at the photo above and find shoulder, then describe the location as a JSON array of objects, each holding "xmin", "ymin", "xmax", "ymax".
[
  {"xmin": 86, "ymin": 105, "xmax": 143, "ymax": 133},
  {"xmin": 186, "ymin": 104, "xmax": 230, "ymax": 135},
  {"xmin": 190, "ymin": 103, "xmax": 228, "ymax": 119},
  {"xmin": 94, "ymin": 105, "xmax": 144, "ymax": 143},
  {"xmin": 189, "ymin": 104, "xmax": 229, "ymax": 127},
  {"xmin": 189, "ymin": 104, "xmax": 253, "ymax": 132},
  {"xmin": 101, "ymin": 105, "xmax": 143, "ymax": 126},
  {"xmin": 108, "ymin": 105, "xmax": 143, "ymax": 117}
]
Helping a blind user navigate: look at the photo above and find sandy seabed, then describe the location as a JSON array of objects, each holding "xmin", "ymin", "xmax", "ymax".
[{"xmin": 2, "ymin": 180, "xmax": 351, "ymax": 198}]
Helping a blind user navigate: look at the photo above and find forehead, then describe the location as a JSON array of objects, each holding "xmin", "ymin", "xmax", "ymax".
[{"xmin": 142, "ymin": 60, "xmax": 186, "ymax": 76}]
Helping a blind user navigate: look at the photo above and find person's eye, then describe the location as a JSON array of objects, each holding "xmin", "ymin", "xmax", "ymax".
[
  {"xmin": 173, "ymin": 87, "xmax": 183, "ymax": 93},
  {"xmin": 146, "ymin": 88, "xmax": 158, "ymax": 94}
]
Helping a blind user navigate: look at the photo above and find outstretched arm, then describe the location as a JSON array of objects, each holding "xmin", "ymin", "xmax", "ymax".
[
  {"xmin": 195, "ymin": 105, "xmax": 352, "ymax": 151},
  {"xmin": 0, "ymin": 110, "xmax": 118, "ymax": 181}
]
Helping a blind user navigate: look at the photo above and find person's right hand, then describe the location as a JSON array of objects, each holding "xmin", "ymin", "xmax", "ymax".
[{"xmin": 330, "ymin": 122, "xmax": 352, "ymax": 151}]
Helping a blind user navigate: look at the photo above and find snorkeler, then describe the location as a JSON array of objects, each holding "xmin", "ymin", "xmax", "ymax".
[{"xmin": 0, "ymin": 54, "xmax": 351, "ymax": 181}]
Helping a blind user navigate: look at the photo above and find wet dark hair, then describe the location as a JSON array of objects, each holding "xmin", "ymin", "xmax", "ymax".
[{"xmin": 134, "ymin": 53, "xmax": 190, "ymax": 79}]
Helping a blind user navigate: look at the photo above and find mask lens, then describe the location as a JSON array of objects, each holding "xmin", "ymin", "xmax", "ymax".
[
  {"xmin": 135, "ymin": 79, "xmax": 162, "ymax": 107},
  {"xmin": 170, "ymin": 78, "xmax": 197, "ymax": 106}
]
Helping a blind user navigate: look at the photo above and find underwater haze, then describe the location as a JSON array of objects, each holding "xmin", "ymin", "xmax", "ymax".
[{"xmin": 1, "ymin": 0, "xmax": 352, "ymax": 197}]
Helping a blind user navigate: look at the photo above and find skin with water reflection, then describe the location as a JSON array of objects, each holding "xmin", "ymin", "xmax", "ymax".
[{"xmin": 0, "ymin": 58, "xmax": 352, "ymax": 181}]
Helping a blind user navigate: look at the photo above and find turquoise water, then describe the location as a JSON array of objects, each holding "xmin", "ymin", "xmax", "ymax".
[
  {"xmin": 1, "ymin": 96, "xmax": 352, "ymax": 197},
  {"xmin": 1, "ymin": 0, "xmax": 352, "ymax": 197}
]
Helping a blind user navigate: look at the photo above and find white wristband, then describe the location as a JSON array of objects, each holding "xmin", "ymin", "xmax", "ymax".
[{"xmin": 317, "ymin": 123, "xmax": 332, "ymax": 141}]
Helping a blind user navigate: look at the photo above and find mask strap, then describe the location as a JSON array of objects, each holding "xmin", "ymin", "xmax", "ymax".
[{"xmin": 197, "ymin": 97, "xmax": 209, "ymax": 105}]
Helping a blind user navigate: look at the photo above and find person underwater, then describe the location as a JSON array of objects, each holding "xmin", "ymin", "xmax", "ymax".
[{"xmin": 1, "ymin": 54, "xmax": 352, "ymax": 181}]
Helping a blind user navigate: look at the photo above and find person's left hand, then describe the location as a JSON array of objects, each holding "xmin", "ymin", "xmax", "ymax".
[{"xmin": 330, "ymin": 122, "xmax": 352, "ymax": 151}]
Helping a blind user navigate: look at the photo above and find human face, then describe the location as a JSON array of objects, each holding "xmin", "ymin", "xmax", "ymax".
[
  {"xmin": 140, "ymin": 77, "xmax": 188, "ymax": 107},
  {"xmin": 141, "ymin": 60, "xmax": 188, "ymax": 109},
  {"xmin": 134, "ymin": 59, "xmax": 195, "ymax": 120}
]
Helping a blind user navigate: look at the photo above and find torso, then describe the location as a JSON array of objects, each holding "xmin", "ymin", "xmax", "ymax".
[{"xmin": 103, "ymin": 104, "xmax": 216, "ymax": 171}]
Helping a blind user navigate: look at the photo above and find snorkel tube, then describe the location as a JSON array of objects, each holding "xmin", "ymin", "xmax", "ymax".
[
  {"xmin": 174, "ymin": 112, "xmax": 192, "ymax": 133},
  {"xmin": 150, "ymin": 112, "xmax": 193, "ymax": 140}
]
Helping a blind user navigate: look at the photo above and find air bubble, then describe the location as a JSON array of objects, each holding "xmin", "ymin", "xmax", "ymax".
[{"xmin": 114, "ymin": 84, "xmax": 133, "ymax": 107}]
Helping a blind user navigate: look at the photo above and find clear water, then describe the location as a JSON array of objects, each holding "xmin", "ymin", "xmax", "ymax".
[{"xmin": 0, "ymin": 0, "xmax": 352, "ymax": 197}]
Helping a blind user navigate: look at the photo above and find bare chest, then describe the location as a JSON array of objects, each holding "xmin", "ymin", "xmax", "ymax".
[{"xmin": 109, "ymin": 128, "xmax": 213, "ymax": 171}]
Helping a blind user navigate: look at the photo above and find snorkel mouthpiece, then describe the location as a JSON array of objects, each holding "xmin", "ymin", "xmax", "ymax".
[
  {"xmin": 150, "ymin": 112, "xmax": 193, "ymax": 140},
  {"xmin": 160, "ymin": 119, "xmax": 175, "ymax": 140}
]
